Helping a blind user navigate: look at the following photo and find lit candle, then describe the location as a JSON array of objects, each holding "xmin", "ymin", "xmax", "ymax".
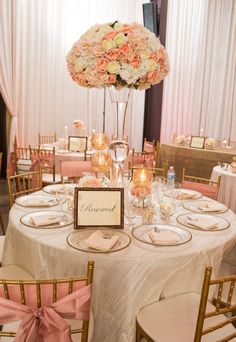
[
  {"xmin": 132, "ymin": 168, "xmax": 152, "ymax": 190},
  {"xmin": 222, "ymin": 139, "xmax": 227, "ymax": 148},
  {"xmin": 200, "ymin": 128, "xmax": 204, "ymax": 136},
  {"xmin": 64, "ymin": 125, "xmax": 68, "ymax": 141}
]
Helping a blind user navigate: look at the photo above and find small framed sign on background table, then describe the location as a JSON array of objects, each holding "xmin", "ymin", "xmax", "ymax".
[
  {"xmin": 74, "ymin": 188, "xmax": 124, "ymax": 229},
  {"xmin": 68, "ymin": 136, "xmax": 87, "ymax": 152},
  {"xmin": 190, "ymin": 136, "xmax": 205, "ymax": 149}
]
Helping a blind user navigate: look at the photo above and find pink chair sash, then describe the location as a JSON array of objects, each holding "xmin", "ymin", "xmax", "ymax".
[
  {"xmin": 0, "ymin": 284, "xmax": 91, "ymax": 342},
  {"xmin": 181, "ymin": 181, "xmax": 218, "ymax": 200}
]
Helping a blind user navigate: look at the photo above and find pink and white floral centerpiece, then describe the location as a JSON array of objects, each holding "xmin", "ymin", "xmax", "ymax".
[
  {"xmin": 66, "ymin": 21, "xmax": 169, "ymax": 90},
  {"xmin": 73, "ymin": 119, "xmax": 86, "ymax": 136}
]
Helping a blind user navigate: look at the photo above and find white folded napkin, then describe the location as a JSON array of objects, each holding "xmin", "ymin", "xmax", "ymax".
[
  {"xmin": 197, "ymin": 202, "xmax": 222, "ymax": 212},
  {"xmin": 24, "ymin": 198, "xmax": 56, "ymax": 207},
  {"xmin": 186, "ymin": 216, "xmax": 218, "ymax": 230},
  {"xmin": 85, "ymin": 231, "xmax": 119, "ymax": 252},
  {"xmin": 177, "ymin": 192, "xmax": 196, "ymax": 200},
  {"xmin": 149, "ymin": 230, "xmax": 179, "ymax": 245},
  {"xmin": 31, "ymin": 215, "xmax": 61, "ymax": 227}
]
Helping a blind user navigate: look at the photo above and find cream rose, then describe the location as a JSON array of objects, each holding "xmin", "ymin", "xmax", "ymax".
[
  {"xmin": 107, "ymin": 61, "xmax": 120, "ymax": 74},
  {"xmin": 102, "ymin": 39, "xmax": 116, "ymax": 51}
]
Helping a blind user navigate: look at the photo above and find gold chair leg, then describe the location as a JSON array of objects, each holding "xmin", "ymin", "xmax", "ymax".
[{"xmin": 0, "ymin": 212, "xmax": 5, "ymax": 234}]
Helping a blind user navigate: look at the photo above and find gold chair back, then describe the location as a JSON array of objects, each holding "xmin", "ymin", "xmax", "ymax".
[
  {"xmin": 13, "ymin": 137, "xmax": 31, "ymax": 174},
  {"xmin": 38, "ymin": 133, "xmax": 57, "ymax": 145},
  {"xmin": 143, "ymin": 138, "xmax": 156, "ymax": 153},
  {"xmin": 0, "ymin": 261, "xmax": 94, "ymax": 341},
  {"xmin": 182, "ymin": 168, "xmax": 221, "ymax": 187},
  {"xmin": 0, "ymin": 152, "xmax": 2, "ymax": 174},
  {"xmin": 30, "ymin": 147, "xmax": 56, "ymax": 184},
  {"xmin": 7, "ymin": 169, "xmax": 43, "ymax": 207},
  {"xmin": 194, "ymin": 266, "xmax": 236, "ymax": 342}
]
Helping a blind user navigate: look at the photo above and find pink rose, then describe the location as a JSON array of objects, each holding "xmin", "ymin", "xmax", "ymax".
[
  {"xmin": 106, "ymin": 49, "xmax": 122, "ymax": 60},
  {"xmin": 130, "ymin": 56, "xmax": 141, "ymax": 68},
  {"xmin": 96, "ymin": 58, "xmax": 109, "ymax": 72}
]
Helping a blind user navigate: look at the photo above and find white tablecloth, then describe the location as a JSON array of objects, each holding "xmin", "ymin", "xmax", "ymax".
[
  {"xmin": 211, "ymin": 165, "xmax": 236, "ymax": 213},
  {"xmin": 3, "ymin": 193, "xmax": 236, "ymax": 342}
]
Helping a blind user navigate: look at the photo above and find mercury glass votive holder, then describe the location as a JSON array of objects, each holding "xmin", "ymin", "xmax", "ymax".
[
  {"xmin": 91, "ymin": 132, "xmax": 109, "ymax": 150},
  {"xmin": 91, "ymin": 151, "xmax": 112, "ymax": 174},
  {"xmin": 132, "ymin": 168, "xmax": 152, "ymax": 188}
]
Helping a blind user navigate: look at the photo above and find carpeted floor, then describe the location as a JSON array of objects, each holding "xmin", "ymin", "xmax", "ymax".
[{"xmin": 0, "ymin": 178, "xmax": 9, "ymax": 234}]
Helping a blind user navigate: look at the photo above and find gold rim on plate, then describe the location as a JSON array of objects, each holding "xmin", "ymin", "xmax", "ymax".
[
  {"xmin": 182, "ymin": 200, "xmax": 228, "ymax": 214},
  {"xmin": 66, "ymin": 228, "xmax": 131, "ymax": 254},
  {"xmin": 15, "ymin": 194, "xmax": 65, "ymax": 208},
  {"xmin": 176, "ymin": 213, "xmax": 230, "ymax": 232},
  {"xmin": 20, "ymin": 210, "xmax": 73, "ymax": 229},
  {"xmin": 132, "ymin": 224, "xmax": 192, "ymax": 247}
]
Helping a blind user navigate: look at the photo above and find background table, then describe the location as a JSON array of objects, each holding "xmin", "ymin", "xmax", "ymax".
[
  {"xmin": 3, "ymin": 194, "xmax": 236, "ymax": 342},
  {"xmin": 55, "ymin": 150, "xmax": 94, "ymax": 172},
  {"xmin": 159, "ymin": 143, "xmax": 236, "ymax": 181},
  {"xmin": 211, "ymin": 165, "xmax": 236, "ymax": 213}
]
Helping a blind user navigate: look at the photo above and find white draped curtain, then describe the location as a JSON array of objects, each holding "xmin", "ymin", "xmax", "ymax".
[
  {"xmin": 161, "ymin": 0, "xmax": 236, "ymax": 143},
  {"xmin": 0, "ymin": 0, "xmax": 146, "ymax": 151}
]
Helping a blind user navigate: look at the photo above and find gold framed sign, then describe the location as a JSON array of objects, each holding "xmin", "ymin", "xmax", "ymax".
[
  {"xmin": 74, "ymin": 187, "xmax": 124, "ymax": 229},
  {"xmin": 68, "ymin": 136, "xmax": 87, "ymax": 152},
  {"xmin": 190, "ymin": 136, "xmax": 205, "ymax": 149}
]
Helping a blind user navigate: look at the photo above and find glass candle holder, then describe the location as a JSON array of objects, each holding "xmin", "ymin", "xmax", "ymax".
[
  {"xmin": 91, "ymin": 133, "xmax": 109, "ymax": 150},
  {"xmin": 91, "ymin": 151, "xmax": 112, "ymax": 175},
  {"xmin": 132, "ymin": 168, "xmax": 152, "ymax": 188}
]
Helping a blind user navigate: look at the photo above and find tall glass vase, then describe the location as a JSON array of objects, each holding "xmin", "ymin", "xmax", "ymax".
[{"xmin": 108, "ymin": 87, "xmax": 131, "ymax": 187}]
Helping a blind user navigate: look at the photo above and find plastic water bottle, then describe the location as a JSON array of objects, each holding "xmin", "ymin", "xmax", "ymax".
[{"xmin": 167, "ymin": 166, "xmax": 175, "ymax": 188}]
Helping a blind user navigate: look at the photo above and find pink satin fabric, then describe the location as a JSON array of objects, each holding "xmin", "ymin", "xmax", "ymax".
[
  {"xmin": 0, "ymin": 284, "xmax": 91, "ymax": 341},
  {"xmin": 181, "ymin": 180, "xmax": 218, "ymax": 200},
  {"xmin": 132, "ymin": 154, "xmax": 154, "ymax": 168},
  {"xmin": 60, "ymin": 161, "xmax": 93, "ymax": 177}
]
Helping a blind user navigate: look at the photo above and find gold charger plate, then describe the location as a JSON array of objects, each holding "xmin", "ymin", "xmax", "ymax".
[
  {"xmin": 132, "ymin": 224, "xmax": 192, "ymax": 246},
  {"xmin": 67, "ymin": 228, "xmax": 131, "ymax": 254},
  {"xmin": 182, "ymin": 200, "xmax": 228, "ymax": 214},
  {"xmin": 176, "ymin": 213, "xmax": 230, "ymax": 232},
  {"xmin": 15, "ymin": 194, "xmax": 63, "ymax": 208},
  {"xmin": 20, "ymin": 210, "xmax": 73, "ymax": 229}
]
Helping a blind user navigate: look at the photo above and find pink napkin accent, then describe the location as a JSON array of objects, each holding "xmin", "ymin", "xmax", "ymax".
[{"xmin": 0, "ymin": 284, "xmax": 91, "ymax": 342}]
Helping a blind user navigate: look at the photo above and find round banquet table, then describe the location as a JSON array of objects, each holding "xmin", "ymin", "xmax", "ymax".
[
  {"xmin": 55, "ymin": 150, "xmax": 94, "ymax": 172},
  {"xmin": 211, "ymin": 165, "xmax": 236, "ymax": 213},
  {"xmin": 2, "ymin": 191, "xmax": 236, "ymax": 342}
]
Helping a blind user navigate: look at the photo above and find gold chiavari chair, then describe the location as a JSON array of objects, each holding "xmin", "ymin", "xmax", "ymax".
[
  {"xmin": 182, "ymin": 168, "xmax": 221, "ymax": 200},
  {"xmin": 7, "ymin": 169, "xmax": 43, "ymax": 207},
  {"xmin": 38, "ymin": 132, "xmax": 57, "ymax": 145},
  {"xmin": 131, "ymin": 151, "xmax": 155, "ymax": 168},
  {"xmin": 29, "ymin": 146, "xmax": 61, "ymax": 184},
  {"xmin": 0, "ymin": 261, "xmax": 95, "ymax": 341},
  {"xmin": 143, "ymin": 138, "xmax": 156, "ymax": 153},
  {"xmin": 13, "ymin": 137, "xmax": 31, "ymax": 175},
  {"xmin": 136, "ymin": 266, "xmax": 236, "ymax": 342}
]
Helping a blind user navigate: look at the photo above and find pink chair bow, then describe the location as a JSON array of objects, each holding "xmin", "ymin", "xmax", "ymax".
[{"xmin": 0, "ymin": 284, "xmax": 91, "ymax": 342}]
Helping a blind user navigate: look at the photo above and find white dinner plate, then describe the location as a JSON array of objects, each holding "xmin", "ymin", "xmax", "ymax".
[
  {"xmin": 67, "ymin": 228, "xmax": 131, "ymax": 254},
  {"xmin": 182, "ymin": 200, "xmax": 228, "ymax": 214},
  {"xmin": 132, "ymin": 224, "xmax": 192, "ymax": 246},
  {"xmin": 20, "ymin": 210, "xmax": 73, "ymax": 229},
  {"xmin": 176, "ymin": 213, "xmax": 230, "ymax": 231},
  {"xmin": 15, "ymin": 194, "xmax": 60, "ymax": 208},
  {"xmin": 43, "ymin": 183, "xmax": 76, "ymax": 195},
  {"xmin": 164, "ymin": 188, "xmax": 202, "ymax": 200}
]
